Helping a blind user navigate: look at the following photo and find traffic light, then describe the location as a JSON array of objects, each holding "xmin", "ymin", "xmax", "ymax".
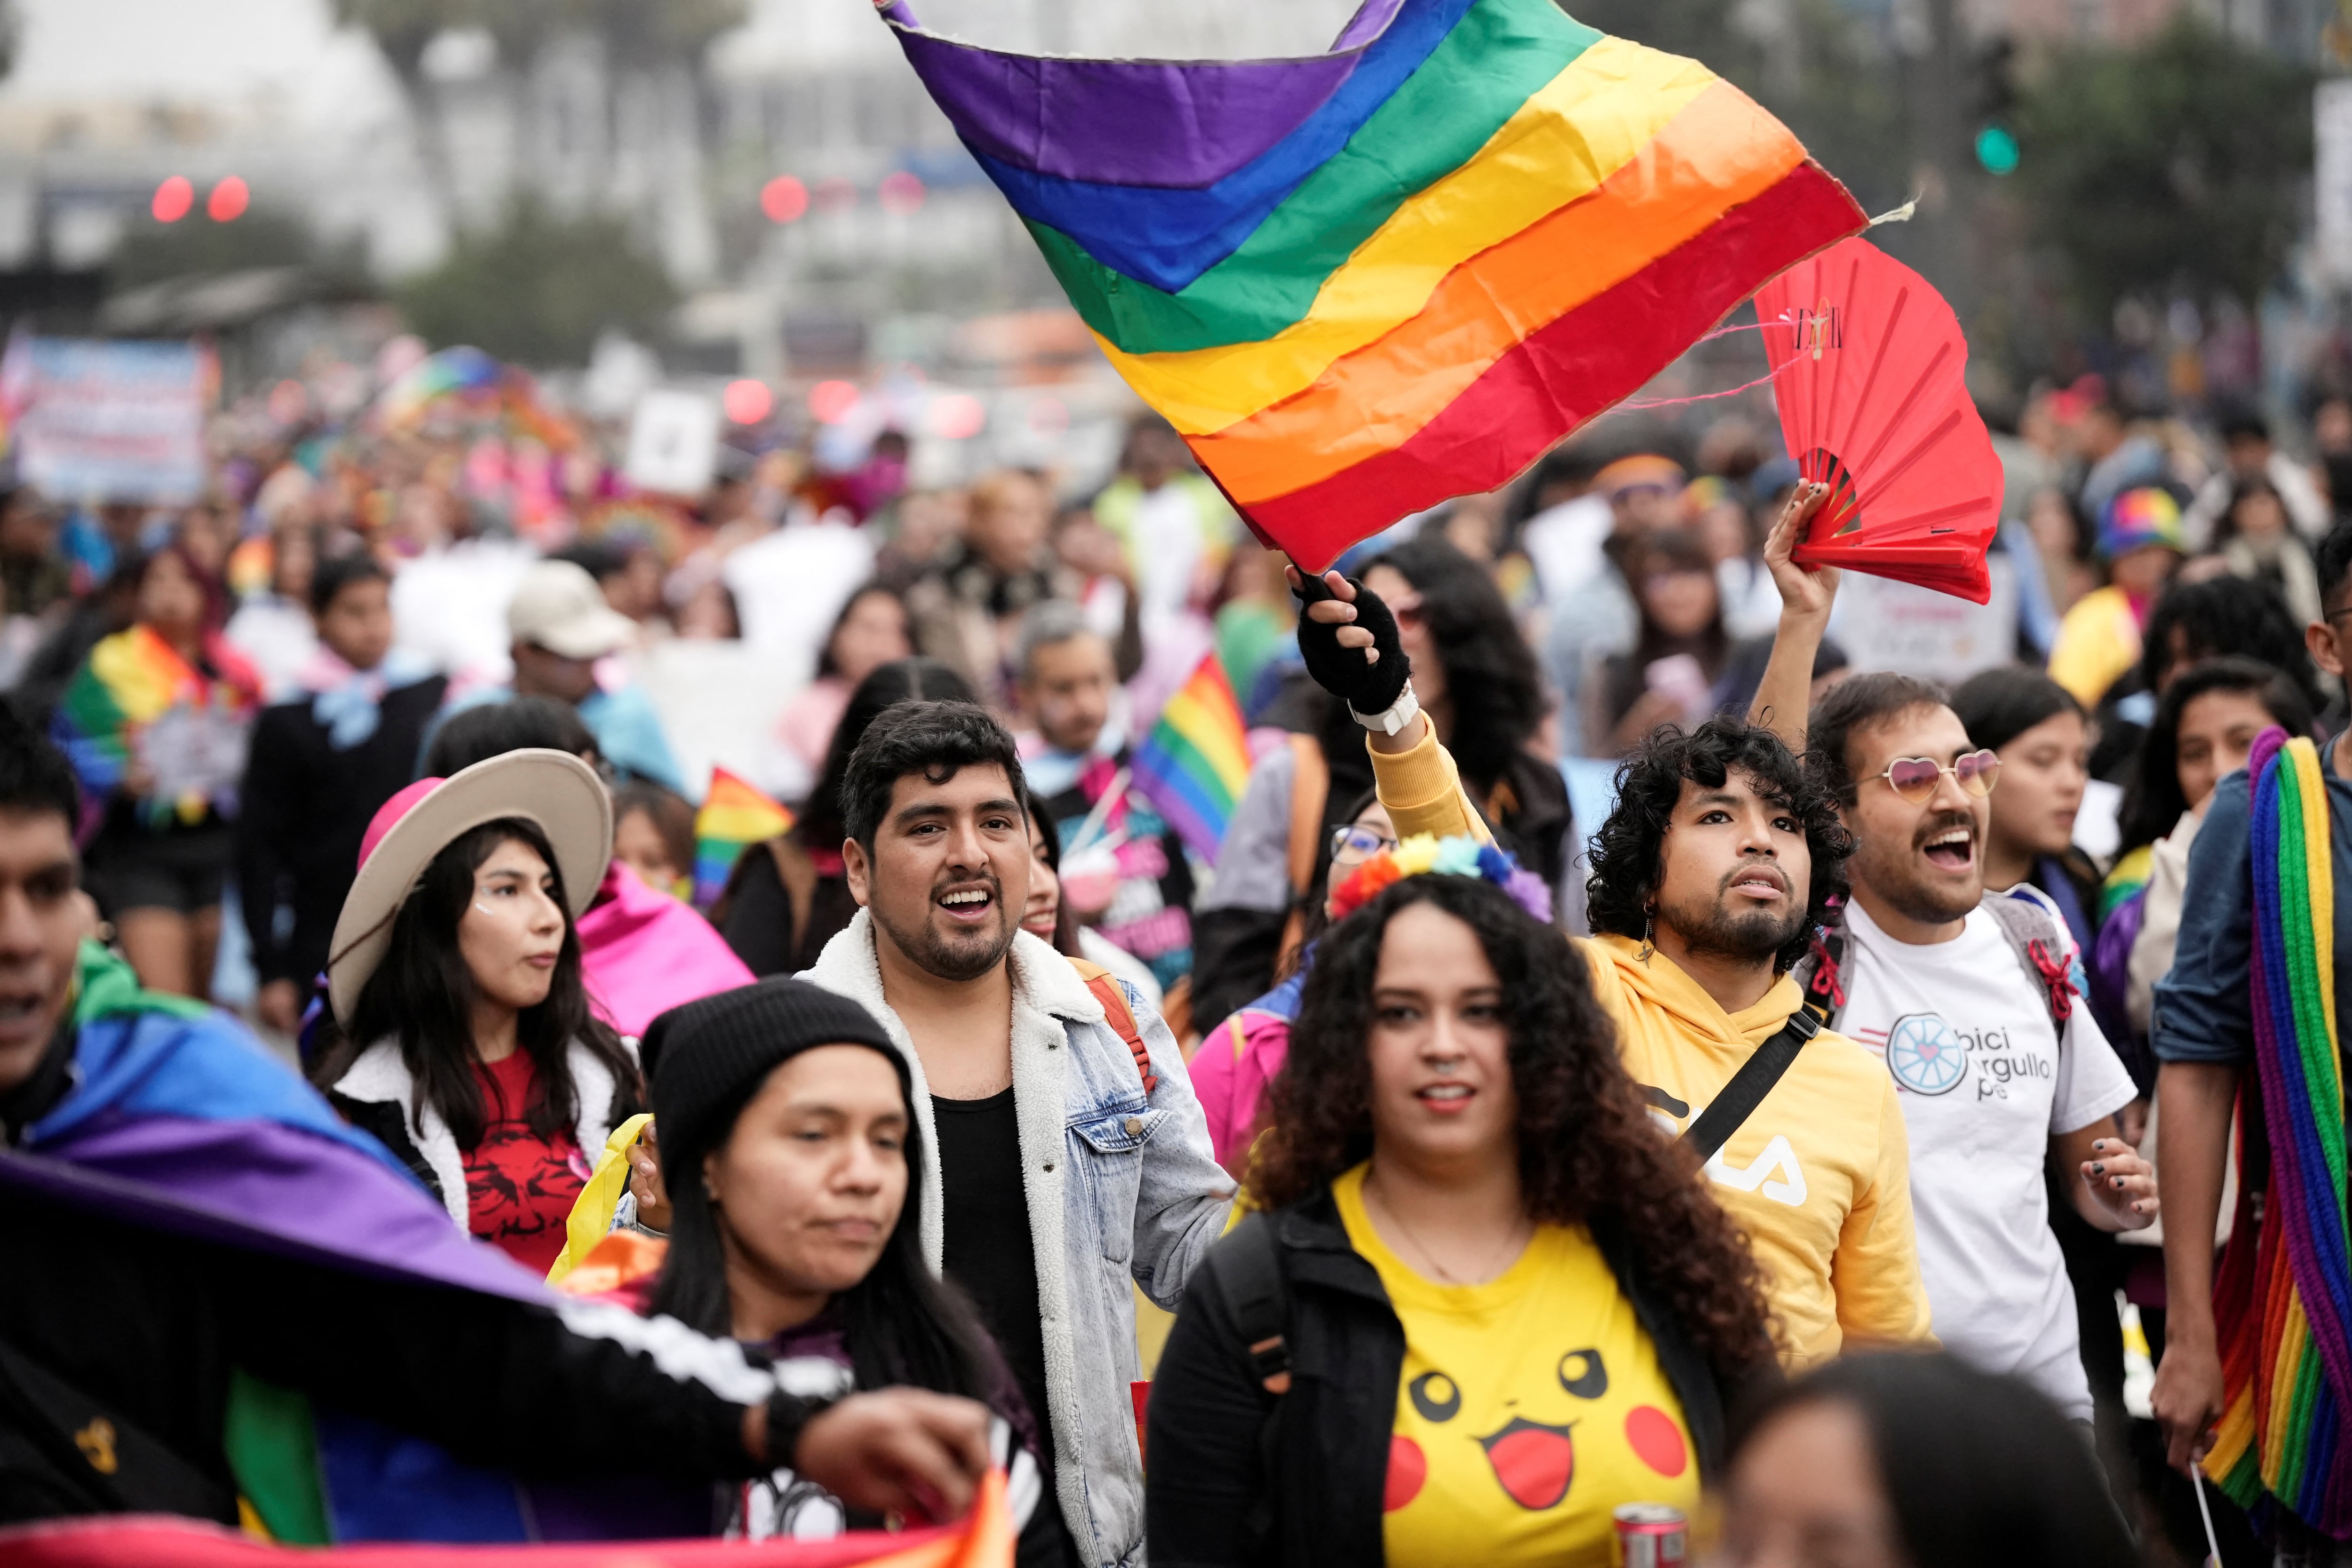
[{"xmin": 1971, "ymin": 37, "xmax": 2020, "ymax": 177}]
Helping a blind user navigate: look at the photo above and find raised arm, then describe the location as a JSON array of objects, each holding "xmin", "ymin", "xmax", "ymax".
[{"xmin": 1744, "ymin": 482, "xmax": 1836, "ymax": 750}]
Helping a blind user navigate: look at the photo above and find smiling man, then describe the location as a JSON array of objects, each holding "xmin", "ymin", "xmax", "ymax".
[
  {"xmin": 1748, "ymin": 525, "xmax": 2153, "ymax": 1428},
  {"xmin": 806, "ymin": 698, "xmax": 1232, "ymax": 1568}
]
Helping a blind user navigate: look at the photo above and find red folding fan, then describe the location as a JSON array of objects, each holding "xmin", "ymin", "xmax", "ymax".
[{"xmin": 1756, "ymin": 238, "xmax": 2003, "ymax": 604}]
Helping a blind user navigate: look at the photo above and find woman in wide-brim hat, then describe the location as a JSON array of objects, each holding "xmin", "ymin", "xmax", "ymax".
[{"xmin": 309, "ymin": 748, "xmax": 640, "ymax": 1274}]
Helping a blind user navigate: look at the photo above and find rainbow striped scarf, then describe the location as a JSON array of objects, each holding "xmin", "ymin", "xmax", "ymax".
[{"xmin": 2206, "ymin": 730, "xmax": 2352, "ymax": 1534}]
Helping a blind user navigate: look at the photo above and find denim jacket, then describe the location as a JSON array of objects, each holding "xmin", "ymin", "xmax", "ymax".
[{"xmin": 805, "ymin": 914, "xmax": 1235, "ymax": 1567}]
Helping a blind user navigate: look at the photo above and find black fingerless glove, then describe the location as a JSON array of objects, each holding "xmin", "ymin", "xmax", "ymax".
[{"xmin": 1293, "ymin": 570, "xmax": 1411, "ymax": 717}]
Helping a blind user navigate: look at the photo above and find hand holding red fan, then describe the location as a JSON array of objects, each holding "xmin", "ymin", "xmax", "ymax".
[{"xmin": 1756, "ymin": 238, "xmax": 2003, "ymax": 604}]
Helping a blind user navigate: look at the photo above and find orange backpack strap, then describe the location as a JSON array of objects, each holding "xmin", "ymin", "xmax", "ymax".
[{"xmin": 1067, "ymin": 956, "xmax": 1158, "ymax": 1095}]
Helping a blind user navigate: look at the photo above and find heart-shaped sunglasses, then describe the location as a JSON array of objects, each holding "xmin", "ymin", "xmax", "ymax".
[{"xmin": 1871, "ymin": 749, "xmax": 2002, "ymax": 805}]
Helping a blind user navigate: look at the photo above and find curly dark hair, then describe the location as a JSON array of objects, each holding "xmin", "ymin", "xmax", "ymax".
[
  {"xmin": 1249, "ymin": 874, "xmax": 1778, "ymax": 1377},
  {"xmin": 1585, "ymin": 716, "xmax": 1851, "ymax": 976}
]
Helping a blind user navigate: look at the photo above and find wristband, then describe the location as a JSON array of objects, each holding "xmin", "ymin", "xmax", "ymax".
[{"xmin": 1351, "ymin": 683, "xmax": 1421, "ymax": 737}]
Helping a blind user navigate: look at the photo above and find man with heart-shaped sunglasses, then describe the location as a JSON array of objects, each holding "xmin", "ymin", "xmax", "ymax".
[{"xmin": 1747, "ymin": 503, "xmax": 2155, "ymax": 1439}]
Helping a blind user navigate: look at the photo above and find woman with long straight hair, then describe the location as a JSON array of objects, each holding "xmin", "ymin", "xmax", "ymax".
[
  {"xmin": 631, "ymin": 979, "xmax": 1061, "ymax": 1561},
  {"xmin": 1148, "ymin": 872, "xmax": 1775, "ymax": 1568},
  {"xmin": 311, "ymin": 748, "xmax": 640, "ymax": 1274}
]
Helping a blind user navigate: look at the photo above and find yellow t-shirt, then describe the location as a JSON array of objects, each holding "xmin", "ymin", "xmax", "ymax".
[
  {"xmin": 1365, "ymin": 726, "xmax": 1933, "ymax": 1367},
  {"xmin": 1582, "ymin": 936, "xmax": 1933, "ymax": 1367},
  {"xmin": 1331, "ymin": 1165, "xmax": 1700, "ymax": 1568}
]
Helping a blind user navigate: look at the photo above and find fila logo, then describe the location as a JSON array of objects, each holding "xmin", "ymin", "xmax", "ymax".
[{"xmin": 1705, "ymin": 1136, "xmax": 1808, "ymax": 1207}]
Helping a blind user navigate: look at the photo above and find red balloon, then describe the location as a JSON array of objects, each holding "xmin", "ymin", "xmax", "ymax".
[
  {"xmin": 207, "ymin": 177, "xmax": 249, "ymax": 222},
  {"xmin": 1756, "ymin": 238, "xmax": 2004, "ymax": 605},
  {"xmin": 151, "ymin": 176, "xmax": 193, "ymax": 223}
]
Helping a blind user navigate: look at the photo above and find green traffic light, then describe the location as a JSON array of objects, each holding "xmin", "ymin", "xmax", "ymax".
[{"xmin": 1975, "ymin": 124, "xmax": 2020, "ymax": 175}]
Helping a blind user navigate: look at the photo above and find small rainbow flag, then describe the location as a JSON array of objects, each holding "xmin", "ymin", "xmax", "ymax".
[
  {"xmin": 879, "ymin": 0, "xmax": 1864, "ymax": 568},
  {"xmin": 1133, "ymin": 653, "xmax": 1251, "ymax": 862},
  {"xmin": 693, "ymin": 766, "xmax": 793, "ymax": 909}
]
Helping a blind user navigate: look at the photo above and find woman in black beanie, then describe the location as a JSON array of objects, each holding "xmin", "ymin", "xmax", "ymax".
[{"xmin": 637, "ymin": 978, "xmax": 1063, "ymax": 1564}]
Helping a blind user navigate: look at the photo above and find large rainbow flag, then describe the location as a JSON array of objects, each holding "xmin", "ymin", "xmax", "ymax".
[
  {"xmin": 1131, "ymin": 653, "xmax": 1251, "ymax": 861},
  {"xmin": 880, "ymin": 0, "xmax": 1864, "ymax": 567},
  {"xmin": 2203, "ymin": 729, "xmax": 2352, "ymax": 1534}
]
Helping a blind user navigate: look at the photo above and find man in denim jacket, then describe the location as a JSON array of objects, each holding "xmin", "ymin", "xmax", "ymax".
[{"xmin": 806, "ymin": 698, "xmax": 1233, "ymax": 1567}]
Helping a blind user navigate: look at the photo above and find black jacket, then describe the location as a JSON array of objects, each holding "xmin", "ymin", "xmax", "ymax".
[
  {"xmin": 1144, "ymin": 1187, "xmax": 1744, "ymax": 1568},
  {"xmin": 235, "ymin": 677, "xmax": 448, "ymax": 987}
]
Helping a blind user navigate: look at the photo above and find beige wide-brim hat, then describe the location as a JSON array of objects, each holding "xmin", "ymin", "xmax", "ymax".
[{"xmin": 326, "ymin": 748, "xmax": 613, "ymax": 1025}]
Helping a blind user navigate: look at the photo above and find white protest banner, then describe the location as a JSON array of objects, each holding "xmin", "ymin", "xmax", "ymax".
[
  {"xmin": 1828, "ymin": 551, "xmax": 2019, "ymax": 681},
  {"xmin": 1, "ymin": 336, "xmax": 210, "ymax": 503},
  {"xmin": 623, "ymin": 388, "xmax": 721, "ymax": 495}
]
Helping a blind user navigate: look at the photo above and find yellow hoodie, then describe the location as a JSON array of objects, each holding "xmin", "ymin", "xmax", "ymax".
[{"xmin": 1368, "ymin": 725, "xmax": 1933, "ymax": 1365}]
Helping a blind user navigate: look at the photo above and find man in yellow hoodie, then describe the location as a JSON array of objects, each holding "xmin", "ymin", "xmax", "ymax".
[{"xmin": 1288, "ymin": 546, "xmax": 1930, "ymax": 1367}]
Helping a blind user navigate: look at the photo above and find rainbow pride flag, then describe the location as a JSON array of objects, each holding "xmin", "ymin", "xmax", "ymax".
[
  {"xmin": 1132, "ymin": 653, "xmax": 1251, "ymax": 861},
  {"xmin": 880, "ymin": 0, "xmax": 1864, "ymax": 567},
  {"xmin": 694, "ymin": 766, "xmax": 794, "ymax": 908},
  {"xmin": 2203, "ymin": 730, "xmax": 2352, "ymax": 1533}
]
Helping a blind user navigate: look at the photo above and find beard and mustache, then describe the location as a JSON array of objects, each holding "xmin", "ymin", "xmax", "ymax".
[{"xmin": 871, "ymin": 865, "xmax": 1019, "ymax": 982}]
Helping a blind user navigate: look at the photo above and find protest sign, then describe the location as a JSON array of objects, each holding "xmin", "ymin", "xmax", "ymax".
[{"xmin": 0, "ymin": 336, "xmax": 210, "ymax": 503}]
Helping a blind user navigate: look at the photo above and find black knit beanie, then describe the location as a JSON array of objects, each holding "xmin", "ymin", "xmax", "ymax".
[{"xmin": 645, "ymin": 978, "xmax": 905, "ymax": 1180}]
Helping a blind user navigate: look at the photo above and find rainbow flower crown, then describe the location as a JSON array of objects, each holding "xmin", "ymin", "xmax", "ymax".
[{"xmin": 1328, "ymin": 833, "xmax": 1554, "ymax": 925}]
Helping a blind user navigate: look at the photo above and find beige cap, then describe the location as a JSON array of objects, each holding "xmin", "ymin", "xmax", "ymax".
[{"xmin": 508, "ymin": 560, "xmax": 636, "ymax": 661}]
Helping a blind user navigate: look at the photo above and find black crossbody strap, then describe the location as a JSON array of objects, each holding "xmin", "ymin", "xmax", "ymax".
[
  {"xmin": 1211, "ymin": 1212, "xmax": 1294, "ymax": 1396},
  {"xmin": 1679, "ymin": 1010, "xmax": 1819, "ymax": 1164}
]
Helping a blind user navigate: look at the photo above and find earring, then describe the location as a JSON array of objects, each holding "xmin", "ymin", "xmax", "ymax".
[{"xmin": 1637, "ymin": 904, "xmax": 1655, "ymax": 963}]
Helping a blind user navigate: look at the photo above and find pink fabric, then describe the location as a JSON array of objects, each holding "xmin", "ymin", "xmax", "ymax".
[
  {"xmin": 1190, "ymin": 1007, "xmax": 1292, "ymax": 1172},
  {"xmin": 359, "ymin": 777, "xmax": 445, "ymax": 867},
  {"xmin": 775, "ymin": 677, "xmax": 852, "ymax": 785},
  {"xmin": 577, "ymin": 861, "xmax": 755, "ymax": 1039}
]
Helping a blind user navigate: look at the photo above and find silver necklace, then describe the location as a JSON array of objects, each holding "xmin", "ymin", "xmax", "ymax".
[{"xmin": 1365, "ymin": 1173, "xmax": 1529, "ymax": 1286}]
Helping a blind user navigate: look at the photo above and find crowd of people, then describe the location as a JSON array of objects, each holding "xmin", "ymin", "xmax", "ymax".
[{"xmin": 3, "ymin": 366, "xmax": 2352, "ymax": 1567}]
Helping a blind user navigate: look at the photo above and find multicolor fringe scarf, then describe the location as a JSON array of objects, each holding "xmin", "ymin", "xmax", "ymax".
[{"xmin": 2206, "ymin": 730, "xmax": 2352, "ymax": 1533}]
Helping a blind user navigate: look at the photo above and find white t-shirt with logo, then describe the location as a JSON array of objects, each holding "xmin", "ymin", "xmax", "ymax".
[{"xmin": 1835, "ymin": 891, "xmax": 2138, "ymax": 1420}]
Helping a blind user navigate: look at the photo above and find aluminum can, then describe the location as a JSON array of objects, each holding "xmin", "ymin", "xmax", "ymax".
[{"xmin": 1612, "ymin": 1502, "xmax": 1688, "ymax": 1568}]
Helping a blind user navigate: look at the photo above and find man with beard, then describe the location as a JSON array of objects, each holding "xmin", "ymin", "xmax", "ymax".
[
  {"xmin": 1746, "ymin": 512, "xmax": 2154, "ymax": 1424},
  {"xmin": 803, "ymin": 698, "xmax": 1232, "ymax": 1568},
  {"xmin": 1294, "ymin": 557, "xmax": 1931, "ymax": 1367}
]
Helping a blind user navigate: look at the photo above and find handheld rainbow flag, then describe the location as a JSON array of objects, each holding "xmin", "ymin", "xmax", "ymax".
[
  {"xmin": 1132, "ymin": 653, "xmax": 1251, "ymax": 861},
  {"xmin": 2201, "ymin": 729, "xmax": 2352, "ymax": 1535},
  {"xmin": 694, "ymin": 766, "xmax": 794, "ymax": 908},
  {"xmin": 879, "ymin": 0, "xmax": 1864, "ymax": 568}
]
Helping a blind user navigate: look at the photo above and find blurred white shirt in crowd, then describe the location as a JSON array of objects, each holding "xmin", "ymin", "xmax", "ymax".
[{"xmin": 724, "ymin": 517, "xmax": 876, "ymax": 669}]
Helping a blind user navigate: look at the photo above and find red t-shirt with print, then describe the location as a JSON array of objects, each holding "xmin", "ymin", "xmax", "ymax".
[{"xmin": 463, "ymin": 1050, "xmax": 588, "ymax": 1275}]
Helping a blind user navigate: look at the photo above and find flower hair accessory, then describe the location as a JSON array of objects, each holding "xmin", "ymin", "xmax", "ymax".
[{"xmin": 1327, "ymin": 833, "xmax": 1553, "ymax": 924}]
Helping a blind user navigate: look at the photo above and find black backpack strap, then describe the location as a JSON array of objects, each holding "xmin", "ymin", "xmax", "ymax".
[
  {"xmin": 1978, "ymin": 892, "xmax": 2076, "ymax": 1038},
  {"xmin": 1680, "ymin": 1010, "xmax": 1819, "ymax": 1164},
  {"xmin": 1211, "ymin": 1211, "xmax": 1293, "ymax": 1396}
]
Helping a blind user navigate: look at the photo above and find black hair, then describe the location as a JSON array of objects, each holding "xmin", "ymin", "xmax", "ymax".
[
  {"xmin": 2115, "ymin": 656, "xmax": 2314, "ymax": 860},
  {"xmin": 2211, "ymin": 474, "xmax": 2285, "ymax": 550},
  {"xmin": 1585, "ymin": 716, "xmax": 1851, "ymax": 975},
  {"xmin": 840, "ymin": 699, "xmax": 1026, "ymax": 851},
  {"xmin": 1948, "ymin": 666, "xmax": 2082, "ymax": 756},
  {"xmin": 816, "ymin": 583, "xmax": 908, "ymax": 680},
  {"xmin": 1804, "ymin": 671, "xmax": 1952, "ymax": 805},
  {"xmin": 1363, "ymin": 534, "xmax": 1545, "ymax": 790},
  {"xmin": 422, "ymin": 696, "xmax": 598, "ymax": 778},
  {"xmin": 794, "ymin": 658, "xmax": 975, "ymax": 850},
  {"xmin": 548, "ymin": 539, "xmax": 627, "ymax": 582},
  {"xmin": 0, "ymin": 700, "xmax": 78, "ymax": 830},
  {"xmin": 613, "ymin": 782, "xmax": 696, "ymax": 884},
  {"xmin": 1728, "ymin": 1353, "xmax": 2135, "ymax": 1568},
  {"xmin": 2139, "ymin": 575, "xmax": 2319, "ymax": 701},
  {"xmin": 1022, "ymin": 787, "xmax": 1083, "ymax": 958},
  {"xmin": 647, "ymin": 1042, "xmax": 1007, "ymax": 1405},
  {"xmin": 317, "ymin": 817, "xmax": 635, "ymax": 1151},
  {"xmin": 2319, "ymin": 519, "xmax": 2352, "ymax": 614},
  {"xmin": 2217, "ymin": 406, "xmax": 2272, "ymax": 446},
  {"xmin": 309, "ymin": 551, "xmax": 389, "ymax": 618}
]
